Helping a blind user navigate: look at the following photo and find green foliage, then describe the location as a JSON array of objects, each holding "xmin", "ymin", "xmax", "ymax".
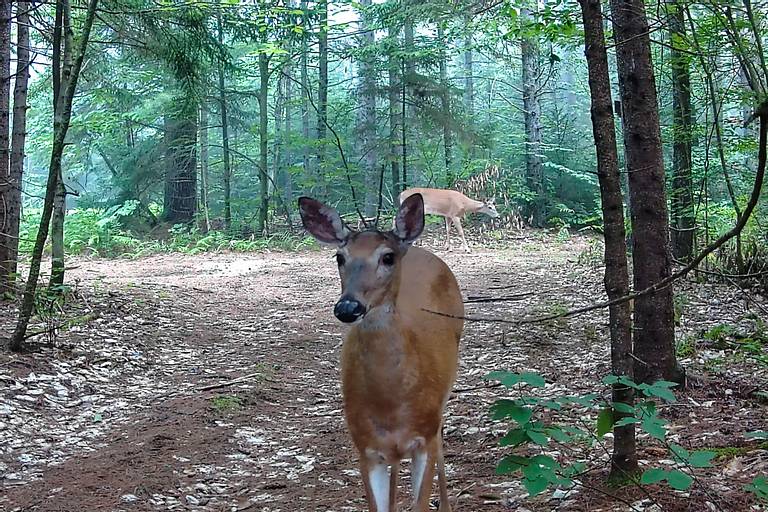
[
  {"xmin": 18, "ymin": 202, "xmax": 316, "ymax": 259},
  {"xmin": 486, "ymin": 371, "xmax": 724, "ymax": 499},
  {"xmin": 210, "ymin": 394, "xmax": 243, "ymax": 413},
  {"xmin": 746, "ymin": 476, "xmax": 768, "ymax": 502}
]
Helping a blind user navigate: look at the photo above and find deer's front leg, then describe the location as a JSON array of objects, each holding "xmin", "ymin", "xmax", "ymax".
[
  {"xmin": 444, "ymin": 216, "xmax": 453, "ymax": 251},
  {"xmin": 453, "ymin": 217, "xmax": 471, "ymax": 253},
  {"xmin": 363, "ymin": 451, "xmax": 391, "ymax": 512}
]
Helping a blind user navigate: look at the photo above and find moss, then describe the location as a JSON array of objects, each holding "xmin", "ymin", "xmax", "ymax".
[{"xmin": 711, "ymin": 442, "xmax": 768, "ymax": 461}]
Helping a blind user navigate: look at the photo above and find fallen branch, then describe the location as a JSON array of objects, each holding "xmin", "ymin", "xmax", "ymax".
[
  {"xmin": 197, "ymin": 371, "xmax": 263, "ymax": 392},
  {"xmin": 464, "ymin": 292, "xmax": 534, "ymax": 304}
]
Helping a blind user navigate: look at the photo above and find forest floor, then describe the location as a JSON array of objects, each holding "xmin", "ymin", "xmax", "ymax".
[{"xmin": 1, "ymin": 228, "xmax": 767, "ymax": 512}]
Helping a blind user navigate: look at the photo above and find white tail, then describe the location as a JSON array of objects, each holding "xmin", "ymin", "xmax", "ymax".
[
  {"xmin": 399, "ymin": 188, "xmax": 499, "ymax": 252},
  {"xmin": 299, "ymin": 194, "xmax": 464, "ymax": 512}
]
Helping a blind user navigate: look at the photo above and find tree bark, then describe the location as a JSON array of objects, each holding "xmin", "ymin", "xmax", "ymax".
[
  {"xmin": 50, "ymin": 0, "xmax": 75, "ymax": 290},
  {"xmin": 438, "ymin": 24, "xmax": 454, "ymax": 187},
  {"xmin": 316, "ymin": 0, "xmax": 328, "ymax": 198},
  {"xmin": 668, "ymin": 0, "xmax": 694, "ymax": 262},
  {"xmin": 358, "ymin": 0, "xmax": 377, "ymax": 217},
  {"xmin": 9, "ymin": 0, "xmax": 99, "ymax": 351},
  {"xmin": 300, "ymin": 3, "xmax": 312, "ymax": 194},
  {"xmin": 0, "ymin": 1, "xmax": 25, "ymax": 292},
  {"xmin": 283, "ymin": 61, "xmax": 293, "ymax": 214},
  {"xmin": 404, "ymin": 18, "xmax": 418, "ymax": 184},
  {"xmin": 217, "ymin": 0, "xmax": 232, "ymax": 230},
  {"xmin": 163, "ymin": 106, "xmax": 198, "ymax": 224},
  {"xmin": 257, "ymin": 52, "xmax": 269, "ymax": 235},
  {"xmin": 388, "ymin": 28, "xmax": 402, "ymax": 197},
  {"xmin": 199, "ymin": 102, "xmax": 211, "ymax": 231},
  {"xmin": 610, "ymin": 0, "xmax": 683, "ymax": 384},
  {"xmin": 521, "ymin": 8, "xmax": 545, "ymax": 227},
  {"xmin": 579, "ymin": 0, "xmax": 638, "ymax": 479}
]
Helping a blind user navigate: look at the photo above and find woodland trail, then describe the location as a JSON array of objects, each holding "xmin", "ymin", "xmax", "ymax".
[{"xmin": 1, "ymin": 233, "xmax": 766, "ymax": 511}]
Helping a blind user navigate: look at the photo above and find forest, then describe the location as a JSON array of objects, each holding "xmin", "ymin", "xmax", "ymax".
[{"xmin": 0, "ymin": 0, "xmax": 767, "ymax": 510}]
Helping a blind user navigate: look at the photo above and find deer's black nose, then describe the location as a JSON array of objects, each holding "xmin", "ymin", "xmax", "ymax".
[{"xmin": 334, "ymin": 298, "xmax": 366, "ymax": 323}]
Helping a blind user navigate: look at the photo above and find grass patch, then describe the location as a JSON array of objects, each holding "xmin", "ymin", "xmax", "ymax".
[
  {"xmin": 711, "ymin": 442, "xmax": 768, "ymax": 461},
  {"xmin": 210, "ymin": 394, "xmax": 243, "ymax": 413}
]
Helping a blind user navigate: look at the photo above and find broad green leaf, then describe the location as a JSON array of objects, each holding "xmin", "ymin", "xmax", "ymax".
[
  {"xmin": 614, "ymin": 417, "xmax": 641, "ymax": 427},
  {"xmin": 745, "ymin": 431, "xmax": 768, "ymax": 440},
  {"xmin": 548, "ymin": 427, "xmax": 571, "ymax": 442},
  {"xmin": 688, "ymin": 451, "xmax": 716, "ymax": 468},
  {"xmin": 496, "ymin": 455, "xmax": 526, "ymax": 475},
  {"xmin": 745, "ymin": 476, "xmax": 768, "ymax": 500},
  {"xmin": 499, "ymin": 428, "xmax": 528, "ymax": 447},
  {"xmin": 669, "ymin": 444, "xmax": 690, "ymax": 461},
  {"xmin": 667, "ymin": 470, "xmax": 693, "ymax": 490},
  {"xmin": 640, "ymin": 468, "xmax": 668, "ymax": 484},
  {"xmin": 596, "ymin": 408, "xmax": 613, "ymax": 438},
  {"xmin": 611, "ymin": 402, "xmax": 636, "ymax": 414},
  {"xmin": 523, "ymin": 476, "xmax": 549, "ymax": 496},
  {"xmin": 641, "ymin": 416, "xmax": 668, "ymax": 441},
  {"xmin": 527, "ymin": 430, "xmax": 549, "ymax": 446},
  {"xmin": 520, "ymin": 372, "xmax": 546, "ymax": 387}
]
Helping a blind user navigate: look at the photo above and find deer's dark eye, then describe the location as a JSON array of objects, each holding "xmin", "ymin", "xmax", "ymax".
[
  {"xmin": 381, "ymin": 252, "xmax": 395, "ymax": 266},
  {"xmin": 336, "ymin": 253, "xmax": 345, "ymax": 266}
]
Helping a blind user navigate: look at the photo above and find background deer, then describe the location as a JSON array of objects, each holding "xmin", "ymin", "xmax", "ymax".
[
  {"xmin": 399, "ymin": 188, "xmax": 500, "ymax": 252},
  {"xmin": 299, "ymin": 193, "xmax": 464, "ymax": 512}
]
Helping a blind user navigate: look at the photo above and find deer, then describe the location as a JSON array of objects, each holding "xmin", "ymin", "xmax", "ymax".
[
  {"xmin": 399, "ymin": 188, "xmax": 499, "ymax": 253},
  {"xmin": 298, "ymin": 193, "xmax": 464, "ymax": 512}
]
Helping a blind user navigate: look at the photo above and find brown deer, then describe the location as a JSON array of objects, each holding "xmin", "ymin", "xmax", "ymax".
[
  {"xmin": 399, "ymin": 188, "xmax": 499, "ymax": 252},
  {"xmin": 299, "ymin": 193, "xmax": 464, "ymax": 512}
]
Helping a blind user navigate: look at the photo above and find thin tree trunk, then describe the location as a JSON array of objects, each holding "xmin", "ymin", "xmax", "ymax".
[
  {"xmin": 316, "ymin": 0, "xmax": 328, "ymax": 198},
  {"xmin": 50, "ymin": 0, "xmax": 76, "ymax": 290},
  {"xmin": 668, "ymin": 0, "xmax": 694, "ymax": 262},
  {"xmin": 300, "ymin": 0, "xmax": 312, "ymax": 194},
  {"xmin": 9, "ymin": 0, "xmax": 99, "ymax": 351},
  {"xmin": 274, "ymin": 72, "xmax": 284, "ymax": 203},
  {"xmin": 404, "ymin": 18, "xmax": 418, "ymax": 185},
  {"xmin": 463, "ymin": 17, "xmax": 474, "ymax": 123},
  {"xmin": 258, "ymin": 52, "xmax": 269, "ymax": 235},
  {"xmin": 5, "ymin": 1, "xmax": 30, "ymax": 290},
  {"xmin": 358, "ymin": 0, "xmax": 377, "ymax": 217},
  {"xmin": 388, "ymin": 28, "xmax": 402, "ymax": 198},
  {"xmin": 199, "ymin": 103, "xmax": 211, "ymax": 232},
  {"xmin": 217, "ymin": 0, "xmax": 232, "ymax": 230},
  {"xmin": 438, "ymin": 24, "xmax": 454, "ymax": 187},
  {"xmin": 610, "ymin": 0, "xmax": 683, "ymax": 384},
  {"xmin": 0, "ymin": 0, "xmax": 14, "ymax": 291},
  {"xmin": 521, "ymin": 7, "xmax": 545, "ymax": 227},
  {"xmin": 283, "ymin": 62, "xmax": 293, "ymax": 215},
  {"xmin": 580, "ymin": 0, "xmax": 638, "ymax": 479}
]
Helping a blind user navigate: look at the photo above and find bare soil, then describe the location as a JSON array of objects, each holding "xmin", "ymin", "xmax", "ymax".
[{"xmin": 1, "ymin": 232, "xmax": 767, "ymax": 511}]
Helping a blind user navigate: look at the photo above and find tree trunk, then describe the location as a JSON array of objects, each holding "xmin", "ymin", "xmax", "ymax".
[
  {"xmin": 438, "ymin": 24, "xmax": 454, "ymax": 187},
  {"xmin": 257, "ymin": 52, "xmax": 269, "ymax": 235},
  {"xmin": 463, "ymin": 17, "xmax": 474, "ymax": 123},
  {"xmin": 668, "ymin": 0, "xmax": 694, "ymax": 262},
  {"xmin": 388, "ymin": 28, "xmax": 402, "ymax": 198},
  {"xmin": 283, "ymin": 62, "xmax": 293, "ymax": 215},
  {"xmin": 358, "ymin": 0, "xmax": 377, "ymax": 217},
  {"xmin": 580, "ymin": 0, "xmax": 638, "ymax": 479},
  {"xmin": 0, "ymin": 1, "xmax": 24, "ymax": 292},
  {"xmin": 50, "ymin": 0, "xmax": 75, "ymax": 290},
  {"xmin": 9, "ymin": 0, "xmax": 99, "ymax": 351},
  {"xmin": 404, "ymin": 19, "xmax": 419, "ymax": 185},
  {"xmin": 521, "ymin": 8, "xmax": 545, "ymax": 227},
  {"xmin": 610, "ymin": 0, "xmax": 683, "ymax": 384},
  {"xmin": 199, "ymin": 103, "xmax": 211, "ymax": 231},
  {"xmin": 316, "ymin": 0, "xmax": 328, "ymax": 198},
  {"xmin": 217, "ymin": 0, "xmax": 232, "ymax": 230},
  {"xmin": 273, "ymin": 72, "xmax": 284, "ymax": 204},
  {"xmin": 300, "ymin": 0, "xmax": 312, "ymax": 195},
  {"xmin": 163, "ymin": 106, "xmax": 198, "ymax": 223}
]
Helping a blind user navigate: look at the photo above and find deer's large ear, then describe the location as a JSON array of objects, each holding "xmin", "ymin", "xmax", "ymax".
[
  {"xmin": 393, "ymin": 193, "xmax": 424, "ymax": 244},
  {"xmin": 298, "ymin": 197, "xmax": 351, "ymax": 245}
]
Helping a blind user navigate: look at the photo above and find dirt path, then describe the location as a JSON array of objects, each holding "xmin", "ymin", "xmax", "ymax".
[{"xmin": 1, "ymin": 236, "xmax": 766, "ymax": 511}]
